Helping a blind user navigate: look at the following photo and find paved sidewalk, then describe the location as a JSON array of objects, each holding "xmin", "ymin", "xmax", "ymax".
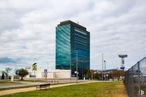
[
  {"xmin": 0, "ymin": 81, "xmax": 97, "ymax": 96},
  {"xmin": 0, "ymin": 82, "xmax": 49, "ymax": 89}
]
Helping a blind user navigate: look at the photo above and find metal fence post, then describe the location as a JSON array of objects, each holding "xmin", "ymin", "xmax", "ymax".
[{"xmin": 138, "ymin": 62, "xmax": 141, "ymax": 97}]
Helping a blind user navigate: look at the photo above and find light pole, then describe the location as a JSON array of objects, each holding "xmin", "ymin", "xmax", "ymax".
[
  {"xmin": 75, "ymin": 50, "xmax": 78, "ymax": 83},
  {"xmin": 75, "ymin": 71, "xmax": 78, "ymax": 83},
  {"xmin": 102, "ymin": 53, "xmax": 106, "ymax": 80},
  {"xmin": 103, "ymin": 60, "xmax": 106, "ymax": 80},
  {"xmin": 102, "ymin": 53, "xmax": 104, "ymax": 80},
  {"xmin": 104, "ymin": 60, "xmax": 106, "ymax": 71}
]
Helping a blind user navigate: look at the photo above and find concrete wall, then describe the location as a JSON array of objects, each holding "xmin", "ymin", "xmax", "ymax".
[
  {"xmin": 47, "ymin": 72, "xmax": 54, "ymax": 79},
  {"xmin": 54, "ymin": 70, "xmax": 71, "ymax": 78},
  {"xmin": 25, "ymin": 68, "xmax": 71, "ymax": 79}
]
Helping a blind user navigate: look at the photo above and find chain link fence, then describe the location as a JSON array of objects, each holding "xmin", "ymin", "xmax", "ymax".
[{"xmin": 125, "ymin": 57, "xmax": 146, "ymax": 97}]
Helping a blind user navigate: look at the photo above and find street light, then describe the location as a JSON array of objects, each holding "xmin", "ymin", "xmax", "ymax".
[
  {"xmin": 104, "ymin": 60, "xmax": 106, "ymax": 71},
  {"xmin": 102, "ymin": 53, "xmax": 104, "ymax": 80},
  {"xmin": 74, "ymin": 71, "xmax": 78, "ymax": 83},
  {"xmin": 103, "ymin": 60, "xmax": 106, "ymax": 80},
  {"xmin": 75, "ymin": 50, "xmax": 78, "ymax": 82}
]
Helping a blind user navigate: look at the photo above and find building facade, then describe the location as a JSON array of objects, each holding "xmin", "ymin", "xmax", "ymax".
[{"xmin": 56, "ymin": 20, "xmax": 90, "ymax": 79}]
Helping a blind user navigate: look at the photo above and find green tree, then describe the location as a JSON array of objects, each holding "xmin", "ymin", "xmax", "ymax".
[
  {"xmin": 95, "ymin": 72, "xmax": 102, "ymax": 80},
  {"xmin": 84, "ymin": 69, "xmax": 91, "ymax": 79},
  {"xmin": 110, "ymin": 70, "xmax": 125, "ymax": 80},
  {"xmin": 5, "ymin": 67, "xmax": 12, "ymax": 79},
  {"xmin": 1, "ymin": 71, "xmax": 6, "ymax": 80},
  {"xmin": 15, "ymin": 68, "xmax": 28, "ymax": 80},
  {"xmin": 32, "ymin": 63, "xmax": 37, "ymax": 71}
]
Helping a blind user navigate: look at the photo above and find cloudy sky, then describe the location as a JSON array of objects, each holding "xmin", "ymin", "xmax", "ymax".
[{"xmin": 0, "ymin": 0, "xmax": 146, "ymax": 71}]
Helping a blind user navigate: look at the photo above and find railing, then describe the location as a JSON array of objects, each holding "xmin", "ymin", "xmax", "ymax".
[{"xmin": 125, "ymin": 57, "xmax": 146, "ymax": 97}]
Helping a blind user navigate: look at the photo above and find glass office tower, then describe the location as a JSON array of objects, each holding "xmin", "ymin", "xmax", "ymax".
[{"xmin": 56, "ymin": 20, "xmax": 90, "ymax": 79}]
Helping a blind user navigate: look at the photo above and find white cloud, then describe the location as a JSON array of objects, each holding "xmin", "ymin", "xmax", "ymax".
[{"xmin": 0, "ymin": 0, "xmax": 146, "ymax": 70}]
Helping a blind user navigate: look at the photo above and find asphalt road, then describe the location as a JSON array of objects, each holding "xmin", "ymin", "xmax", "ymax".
[{"xmin": 0, "ymin": 82, "xmax": 49, "ymax": 89}]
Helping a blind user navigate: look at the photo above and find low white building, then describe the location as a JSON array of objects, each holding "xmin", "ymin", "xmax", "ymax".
[{"xmin": 25, "ymin": 67, "xmax": 71, "ymax": 79}]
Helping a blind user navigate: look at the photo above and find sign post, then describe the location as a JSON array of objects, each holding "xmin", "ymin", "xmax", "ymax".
[{"xmin": 44, "ymin": 69, "xmax": 48, "ymax": 79}]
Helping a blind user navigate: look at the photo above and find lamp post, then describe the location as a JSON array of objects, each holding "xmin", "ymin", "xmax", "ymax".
[
  {"xmin": 104, "ymin": 60, "xmax": 106, "ymax": 71},
  {"xmin": 75, "ymin": 50, "xmax": 78, "ymax": 83},
  {"xmin": 103, "ymin": 60, "xmax": 106, "ymax": 80},
  {"xmin": 102, "ymin": 53, "xmax": 104, "ymax": 80},
  {"xmin": 75, "ymin": 71, "xmax": 78, "ymax": 83},
  {"xmin": 101, "ymin": 53, "xmax": 106, "ymax": 80}
]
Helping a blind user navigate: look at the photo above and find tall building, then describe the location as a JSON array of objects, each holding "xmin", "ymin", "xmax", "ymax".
[{"xmin": 56, "ymin": 20, "xmax": 90, "ymax": 79}]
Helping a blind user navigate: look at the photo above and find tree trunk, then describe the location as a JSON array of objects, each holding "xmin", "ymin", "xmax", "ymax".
[{"xmin": 21, "ymin": 77, "xmax": 23, "ymax": 80}]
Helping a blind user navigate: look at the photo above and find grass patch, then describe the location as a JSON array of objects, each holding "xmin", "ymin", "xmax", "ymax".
[
  {"xmin": 0, "ymin": 80, "xmax": 15, "ymax": 84},
  {"xmin": 1, "ymin": 81, "xmax": 128, "ymax": 97}
]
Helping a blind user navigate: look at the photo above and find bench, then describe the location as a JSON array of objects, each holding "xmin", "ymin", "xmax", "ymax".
[{"xmin": 36, "ymin": 83, "xmax": 50, "ymax": 90}]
